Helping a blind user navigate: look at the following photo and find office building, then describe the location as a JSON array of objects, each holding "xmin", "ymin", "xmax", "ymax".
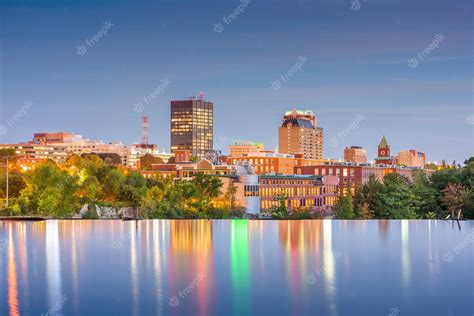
[
  {"xmin": 398, "ymin": 150, "xmax": 426, "ymax": 168},
  {"xmin": 278, "ymin": 109, "xmax": 324, "ymax": 159},
  {"xmin": 171, "ymin": 96, "xmax": 213, "ymax": 159}
]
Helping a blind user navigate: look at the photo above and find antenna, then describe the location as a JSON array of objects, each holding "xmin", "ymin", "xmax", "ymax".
[{"xmin": 141, "ymin": 115, "xmax": 149, "ymax": 145}]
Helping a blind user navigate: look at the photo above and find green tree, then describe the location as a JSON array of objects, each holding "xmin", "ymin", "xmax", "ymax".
[
  {"xmin": 411, "ymin": 171, "xmax": 439, "ymax": 218},
  {"xmin": 268, "ymin": 194, "xmax": 289, "ymax": 219},
  {"xmin": 334, "ymin": 194, "xmax": 354, "ymax": 219},
  {"xmin": 379, "ymin": 173, "xmax": 417, "ymax": 219},
  {"xmin": 16, "ymin": 161, "xmax": 78, "ymax": 217}
]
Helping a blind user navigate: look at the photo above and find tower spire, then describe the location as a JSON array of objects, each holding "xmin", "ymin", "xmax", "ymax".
[{"xmin": 141, "ymin": 115, "xmax": 149, "ymax": 145}]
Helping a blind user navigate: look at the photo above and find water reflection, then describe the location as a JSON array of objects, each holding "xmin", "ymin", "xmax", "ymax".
[
  {"xmin": 169, "ymin": 220, "xmax": 214, "ymax": 316},
  {"xmin": 1, "ymin": 219, "xmax": 472, "ymax": 316},
  {"xmin": 323, "ymin": 219, "xmax": 337, "ymax": 315},
  {"xmin": 231, "ymin": 220, "xmax": 250, "ymax": 315},
  {"xmin": 8, "ymin": 223, "xmax": 20, "ymax": 316},
  {"xmin": 46, "ymin": 221, "xmax": 62, "ymax": 315},
  {"xmin": 400, "ymin": 220, "xmax": 411, "ymax": 296}
]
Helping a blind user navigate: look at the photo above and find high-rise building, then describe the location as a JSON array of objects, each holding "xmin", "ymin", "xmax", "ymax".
[
  {"xmin": 344, "ymin": 146, "xmax": 367, "ymax": 163},
  {"xmin": 171, "ymin": 96, "xmax": 213, "ymax": 159},
  {"xmin": 229, "ymin": 141, "xmax": 264, "ymax": 157},
  {"xmin": 278, "ymin": 109, "xmax": 323, "ymax": 159},
  {"xmin": 398, "ymin": 150, "xmax": 426, "ymax": 168},
  {"xmin": 374, "ymin": 136, "xmax": 396, "ymax": 165}
]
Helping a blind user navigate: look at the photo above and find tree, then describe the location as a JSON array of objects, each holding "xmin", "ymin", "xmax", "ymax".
[
  {"xmin": 334, "ymin": 194, "xmax": 354, "ymax": 219},
  {"xmin": 16, "ymin": 161, "xmax": 78, "ymax": 217},
  {"xmin": 442, "ymin": 183, "xmax": 470, "ymax": 219},
  {"xmin": 120, "ymin": 171, "xmax": 147, "ymax": 218},
  {"xmin": 411, "ymin": 171, "xmax": 439, "ymax": 218},
  {"xmin": 139, "ymin": 154, "xmax": 164, "ymax": 170},
  {"xmin": 354, "ymin": 174, "xmax": 383, "ymax": 218},
  {"xmin": 97, "ymin": 153, "xmax": 122, "ymax": 165},
  {"xmin": 379, "ymin": 173, "xmax": 417, "ymax": 219},
  {"xmin": 0, "ymin": 170, "xmax": 25, "ymax": 199},
  {"xmin": 268, "ymin": 194, "xmax": 289, "ymax": 219},
  {"xmin": 99, "ymin": 168, "xmax": 125, "ymax": 202}
]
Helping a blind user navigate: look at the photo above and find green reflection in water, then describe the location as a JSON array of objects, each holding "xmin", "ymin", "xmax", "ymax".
[{"xmin": 231, "ymin": 219, "xmax": 250, "ymax": 315}]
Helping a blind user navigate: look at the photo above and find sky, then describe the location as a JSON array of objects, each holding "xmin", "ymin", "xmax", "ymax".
[{"xmin": 0, "ymin": 0, "xmax": 473, "ymax": 163}]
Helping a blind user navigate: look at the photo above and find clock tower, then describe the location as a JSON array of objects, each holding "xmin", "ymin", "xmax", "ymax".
[
  {"xmin": 375, "ymin": 136, "xmax": 396, "ymax": 165},
  {"xmin": 378, "ymin": 136, "xmax": 390, "ymax": 158}
]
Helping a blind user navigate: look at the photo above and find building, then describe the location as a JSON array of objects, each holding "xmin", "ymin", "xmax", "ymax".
[
  {"xmin": 344, "ymin": 146, "xmax": 367, "ymax": 163},
  {"xmin": 32, "ymin": 132, "xmax": 131, "ymax": 165},
  {"xmin": 227, "ymin": 151, "xmax": 329, "ymax": 175},
  {"xmin": 259, "ymin": 174, "xmax": 338, "ymax": 212},
  {"xmin": 374, "ymin": 136, "xmax": 397, "ymax": 165},
  {"xmin": 398, "ymin": 150, "xmax": 426, "ymax": 168},
  {"xmin": 33, "ymin": 132, "xmax": 84, "ymax": 143},
  {"xmin": 0, "ymin": 143, "xmax": 69, "ymax": 164},
  {"xmin": 228, "ymin": 141, "xmax": 264, "ymax": 157},
  {"xmin": 295, "ymin": 162, "xmax": 417, "ymax": 195},
  {"xmin": 129, "ymin": 144, "xmax": 172, "ymax": 168},
  {"xmin": 143, "ymin": 159, "xmax": 232, "ymax": 180},
  {"xmin": 170, "ymin": 96, "xmax": 213, "ymax": 159},
  {"xmin": 278, "ymin": 109, "xmax": 324, "ymax": 159}
]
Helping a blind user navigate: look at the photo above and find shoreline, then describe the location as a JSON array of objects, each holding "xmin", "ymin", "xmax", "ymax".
[{"xmin": 0, "ymin": 217, "xmax": 470, "ymax": 222}]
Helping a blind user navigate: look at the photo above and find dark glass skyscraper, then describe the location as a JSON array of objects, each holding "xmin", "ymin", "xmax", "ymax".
[{"xmin": 170, "ymin": 98, "xmax": 213, "ymax": 159}]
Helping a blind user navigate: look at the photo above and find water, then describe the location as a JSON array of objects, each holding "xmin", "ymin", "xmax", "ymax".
[{"xmin": 0, "ymin": 220, "xmax": 473, "ymax": 316}]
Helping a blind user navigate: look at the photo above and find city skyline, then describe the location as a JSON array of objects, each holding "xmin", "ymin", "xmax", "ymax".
[{"xmin": 0, "ymin": 0, "xmax": 472, "ymax": 164}]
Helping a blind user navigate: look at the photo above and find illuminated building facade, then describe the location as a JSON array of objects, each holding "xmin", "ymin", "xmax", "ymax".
[
  {"xmin": 228, "ymin": 141, "xmax": 264, "ymax": 157},
  {"xmin": 227, "ymin": 151, "xmax": 329, "ymax": 175},
  {"xmin": 258, "ymin": 174, "xmax": 338, "ymax": 211},
  {"xmin": 295, "ymin": 162, "xmax": 417, "ymax": 195},
  {"xmin": 344, "ymin": 146, "xmax": 367, "ymax": 163},
  {"xmin": 0, "ymin": 143, "xmax": 68, "ymax": 164},
  {"xmin": 278, "ymin": 109, "xmax": 324, "ymax": 159},
  {"xmin": 170, "ymin": 98, "xmax": 213, "ymax": 159}
]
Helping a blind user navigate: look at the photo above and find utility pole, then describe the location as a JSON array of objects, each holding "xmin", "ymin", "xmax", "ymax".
[
  {"xmin": 5, "ymin": 157, "xmax": 8, "ymax": 209},
  {"xmin": 2, "ymin": 157, "xmax": 12, "ymax": 216}
]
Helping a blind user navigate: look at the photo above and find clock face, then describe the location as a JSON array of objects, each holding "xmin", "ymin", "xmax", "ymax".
[{"xmin": 380, "ymin": 150, "xmax": 386, "ymax": 155}]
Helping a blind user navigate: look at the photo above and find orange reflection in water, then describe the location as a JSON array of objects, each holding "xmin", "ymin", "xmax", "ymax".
[
  {"xmin": 169, "ymin": 220, "xmax": 214, "ymax": 316},
  {"xmin": 278, "ymin": 220, "xmax": 322, "ymax": 313},
  {"xmin": 8, "ymin": 223, "xmax": 20, "ymax": 316}
]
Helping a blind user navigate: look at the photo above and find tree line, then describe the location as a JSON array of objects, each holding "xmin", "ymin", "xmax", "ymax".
[
  {"xmin": 333, "ymin": 158, "xmax": 474, "ymax": 219},
  {"xmin": 0, "ymin": 149, "xmax": 242, "ymax": 219},
  {"xmin": 1, "ymin": 148, "xmax": 472, "ymax": 219}
]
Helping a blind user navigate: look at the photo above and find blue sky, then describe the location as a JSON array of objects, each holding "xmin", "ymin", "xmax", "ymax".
[{"xmin": 0, "ymin": 0, "xmax": 472, "ymax": 163}]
